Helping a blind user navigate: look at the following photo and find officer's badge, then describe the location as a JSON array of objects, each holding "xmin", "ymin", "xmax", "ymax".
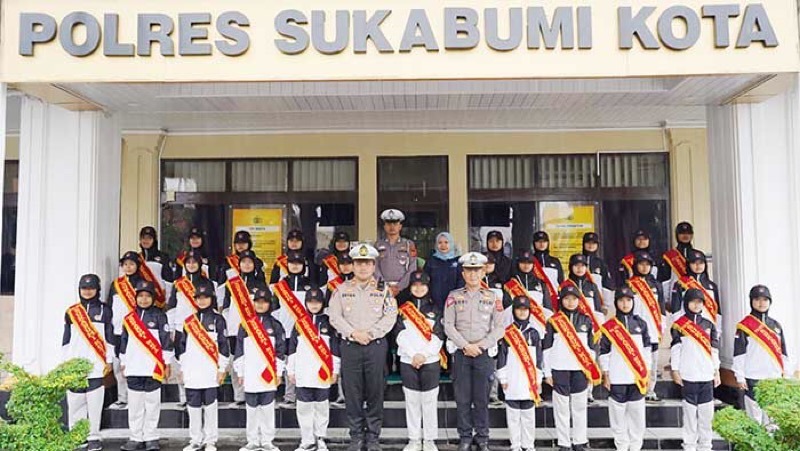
[
  {"xmin": 359, "ymin": 246, "xmax": 369, "ymax": 257},
  {"xmin": 148, "ymin": 322, "xmax": 155, "ymax": 327},
  {"xmin": 469, "ymin": 254, "xmax": 478, "ymax": 265}
]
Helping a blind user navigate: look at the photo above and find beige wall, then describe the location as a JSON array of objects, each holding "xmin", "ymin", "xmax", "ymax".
[
  {"xmin": 119, "ymin": 128, "xmax": 712, "ymax": 254},
  {"xmin": 6, "ymin": 136, "xmax": 18, "ymax": 160}
]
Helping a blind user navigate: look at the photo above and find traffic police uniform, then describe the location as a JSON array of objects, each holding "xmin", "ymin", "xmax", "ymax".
[
  {"xmin": 119, "ymin": 281, "xmax": 174, "ymax": 451},
  {"xmin": 287, "ymin": 288, "xmax": 341, "ymax": 451},
  {"xmin": 532, "ymin": 231, "xmax": 564, "ymax": 290},
  {"xmin": 328, "ymin": 243, "xmax": 398, "ymax": 451},
  {"xmin": 496, "ymin": 296, "xmax": 543, "ymax": 451},
  {"xmin": 627, "ymin": 251, "xmax": 667, "ymax": 400},
  {"xmin": 63, "ymin": 274, "xmax": 114, "ymax": 451},
  {"xmin": 393, "ymin": 271, "xmax": 444, "ymax": 451},
  {"xmin": 375, "ymin": 209, "xmax": 418, "ymax": 291},
  {"xmin": 733, "ymin": 285, "xmax": 789, "ymax": 424},
  {"xmin": 233, "ymin": 289, "xmax": 287, "ymax": 451},
  {"xmin": 174, "ymin": 283, "xmax": 230, "ymax": 451},
  {"xmin": 542, "ymin": 285, "xmax": 595, "ymax": 451},
  {"xmin": 443, "ymin": 252, "xmax": 504, "ymax": 451},
  {"xmin": 670, "ymin": 289, "xmax": 720, "ymax": 451},
  {"xmin": 598, "ymin": 287, "xmax": 652, "ymax": 451}
]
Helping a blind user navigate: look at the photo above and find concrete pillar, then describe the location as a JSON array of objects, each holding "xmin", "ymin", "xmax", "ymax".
[
  {"xmin": 706, "ymin": 75, "xmax": 800, "ymax": 375},
  {"xmin": 13, "ymin": 96, "xmax": 121, "ymax": 374}
]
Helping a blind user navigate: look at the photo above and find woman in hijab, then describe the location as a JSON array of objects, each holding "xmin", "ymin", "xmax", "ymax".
[{"xmin": 423, "ymin": 232, "xmax": 465, "ymax": 309}]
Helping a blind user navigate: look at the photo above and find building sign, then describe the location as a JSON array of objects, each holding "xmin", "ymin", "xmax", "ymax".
[
  {"xmin": 231, "ymin": 208, "xmax": 283, "ymax": 269},
  {"xmin": 540, "ymin": 202, "xmax": 596, "ymax": 274},
  {"xmin": 2, "ymin": 0, "xmax": 798, "ymax": 82}
]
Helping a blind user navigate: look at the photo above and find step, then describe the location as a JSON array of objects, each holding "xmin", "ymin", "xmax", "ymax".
[
  {"xmin": 98, "ymin": 427, "xmax": 733, "ymax": 450},
  {"xmin": 100, "ymin": 399, "xmax": 729, "ymax": 430}
]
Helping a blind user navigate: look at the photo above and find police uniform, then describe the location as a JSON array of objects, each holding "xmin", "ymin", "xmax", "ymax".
[
  {"xmin": 670, "ymin": 289, "xmax": 720, "ymax": 451},
  {"xmin": 496, "ymin": 296, "xmax": 543, "ymax": 451},
  {"xmin": 375, "ymin": 209, "xmax": 418, "ymax": 291},
  {"xmin": 108, "ymin": 251, "xmax": 145, "ymax": 408},
  {"xmin": 443, "ymin": 252, "xmax": 504, "ymax": 451},
  {"xmin": 174, "ymin": 283, "xmax": 230, "ymax": 451},
  {"xmin": 598, "ymin": 287, "xmax": 652, "ymax": 451},
  {"xmin": 119, "ymin": 281, "xmax": 174, "ymax": 451},
  {"xmin": 394, "ymin": 271, "xmax": 443, "ymax": 451},
  {"xmin": 287, "ymin": 288, "xmax": 341, "ymax": 451},
  {"xmin": 275, "ymin": 250, "xmax": 314, "ymax": 407},
  {"xmin": 328, "ymin": 244, "xmax": 398, "ymax": 451},
  {"xmin": 63, "ymin": 274, "xmax": 114, "ymax": 451},
  {"xmin": 626, "ymin": 251, "xmax": 667, "ymax": 401},
  {"xmin": 532, "ymin": 231, "xmax": 564, "ymax": 290},
  {"xmin": 222, "ymin": 250, "xmax": 269, "ymax": 404},
  {"xmin": 542, "ymin": 285, "xmax": 596, "ymax": 451},
  {"xmin": 733, "ymin": 285, "xmax": 789, "ymax": 425},
  {"xmin": 233, "ymin": 289, "xmax": 287, "ymax": 451}
]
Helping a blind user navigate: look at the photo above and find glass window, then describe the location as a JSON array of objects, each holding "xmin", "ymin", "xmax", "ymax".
[
  {"xmin": 231, "ymin": 160, "xmax": 288, "ymax": 192},
  {"xmin": 163, "ymin": 161, "xmax": 226, "ymax": 192},
  {"xmin": 378, "ymin": 156, "xmax": 448, "ymax": 260},
  {"xmin": 293, "ymin": 159, "xmax": 356, "ymax": 191}
]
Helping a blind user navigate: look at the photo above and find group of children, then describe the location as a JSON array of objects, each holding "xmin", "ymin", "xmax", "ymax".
[{"xmin": 61, "ymin": 225, "xmax": 792, "ymax": 451}]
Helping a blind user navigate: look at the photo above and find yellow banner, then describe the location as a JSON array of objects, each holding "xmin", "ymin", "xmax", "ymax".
[{"xmin": 541, "ymin": 202, "xmax": 596, "ymax": 274}]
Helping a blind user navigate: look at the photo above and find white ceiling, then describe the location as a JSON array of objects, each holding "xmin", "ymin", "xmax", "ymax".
[{"xmin": 8, "ymin": 75, "xmax": 766, "ymax": 133}]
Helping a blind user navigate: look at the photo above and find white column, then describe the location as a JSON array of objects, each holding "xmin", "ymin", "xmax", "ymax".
[
  {"xmin": 706, "ymin": 74, "xmax": 800, "ymax": 372},
  {"xmin": 0, "ymin": 84, "xmax": 7, "ymax": 286},
  {"xmin": 13, "ymin": 96, "xmax": 121, "ymax": 374}
]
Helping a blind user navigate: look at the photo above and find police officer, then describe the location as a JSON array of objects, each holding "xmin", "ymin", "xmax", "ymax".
[
  {"xmin": 444, "ymin": 252, "xmax": 504, "ymax": 451},
  {"xmin": 328, "ymin": 243, "xmax": 398, "ymax": 451},
  {"xmin": 375, "ymin": 209, "xmax": 418, "ymax": 297}
]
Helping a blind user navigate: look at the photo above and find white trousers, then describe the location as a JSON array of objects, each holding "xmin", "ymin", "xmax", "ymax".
[
  {"xmin": 246, "ymin": 404, "xmax": 276, "ymax": 446},
  {"xmin": 113, "ymin": 357, "xmax": 128, "ymax": 403},
  {"xmin": 128, "ymin": 389, "xmax": 161, "ymax": 442},
  {"xmin": 505, "ymin": 405, "xmax": 536, "ymax": 450},
  {"xmin": 744, "ymin": 396, "xmax": 770, "ymax": 426},
  {"xmin": 403, "ymin": 387, "xmax": 439, "ymax": 442},
  {"xmin": 296, "ymin": 400, "xmax": 331, "ymax": 446},
  {"xmin": 231, "ymin": 365, "xmax": 245, "ymax": 403},
  {"xmin": 188, "ymin": 402, "xmax": 219, "ymax": 446},
  {"xmin": 608, "ymin": 398, "xmax": 645, "ymax": 451},
  {"xmin": 649, "ymin": 351, "xmax": 659, "ymax": 393},
  {"xmin": 682, "ymin": 401, "xmax": 714, "ymax": 451},
  {"xmin": 553, "ymin": 389, "xmax": 588, "ymax": 448},
  {"xmin": 67, "ymin": 386, "xmax": 105, "ymax": 441}
]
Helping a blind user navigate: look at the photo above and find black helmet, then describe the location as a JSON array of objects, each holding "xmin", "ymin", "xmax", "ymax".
[
  {"xmin": 569, "ymin": 254, "xmax": 588, "ymax": 267},
  {"xmin": 516, "ymin": 250, "xmax": 534, "ymax": 263},
  {"xmin": 683, "ymin": 288, "xmax": 705, "ymax": 312},
  {"xmin": 558, "ymin": 284, "xmax": 581, "ymax": 311},
  {"xmin": 533, "ymin": 231, "xmax": 549, "ymax": 243},
  {"xmin": 487, "ymin": 230, "xmax": 504, "ymax": 242},
  {"xmin": 676, "ymin": 222, "xmax": 694, "ymax": 235},
  {"xmin": 194, "ymin": 282, "xmax": 216, "ymax": 300},
  {"xmin": 238, "ymin": 250, "xmax": 257, "ymax": 265},
  {"xmin": 234, "ymin": 230, "xmax": 252, "ymax": 245},
  {"xmin": 749, "ymin": 285, "xmax": 772, "ymax": 301},
  {"xmin": 139, "ymin": 226, "xmax": 157, "ymax": 239},
  {"xmin": 286, "ymin": 250, "xmax": 305, "ymax": 264},
  {"xmin": 511, "ymin": 295, "xmax": 531, "ymax": 310},
  {"xmin": 582, "ymin": 232, "xmax": 599, "ymax": 244},
  {"xmin": 120, "ymin": 251, "xmax": 141, "ymax": 265},
  {"xmin": 336, "ymin": 251, "xmax": 353, "ymax": 264},
  {"xmin": 333, "ymin": 231, "xmax": 350, "ymax": 243},
  {"xmin": 633, "ymin": 251, "xmax": 655, "ymax": 266},
  {"xmin": 305, "ymin": 288, "xmax": 326, "ymax": 305},
  {"xmin": 409, "ymin": 271, "xmax": 431, "ymax": 286},
  {"xmin": 188, "ymin": 227, "xmax": 205, "ymax": 239},
  {"xmin": 287, "ymin": 229, "xmax": 304, "ymax": 241},
  {"xmin": 78, "ymin": 274, "xmax": 101, "ymax": 291},
  {"xmin": 134, "ymin": 280, "xmax": 156, "ymax": 296}
]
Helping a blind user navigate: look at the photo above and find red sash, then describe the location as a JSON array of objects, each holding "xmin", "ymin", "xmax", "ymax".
[
  {"xmin": 503, "ymin": 279, "xmax": 548, "ymax": 328},
  {"xmin": 601, "ymin": 318, "xmax": 649, "ymax": 394},
  {"xmin": 559, "ymin": 279, "xmax": 601, "ymax": 342},
  {"xmin": 138, "ymin": 255, "xmax": 166, "ymax": 308},
  {"xmin": 398, "ymin": 302, "xmax": 449, "ymax": 369},
  {"xmin": 663, "ymin": 249, "xmax": 687, "ymax": 279},
  {"xmin": 273, "ymin": 280, "xmax": 335, "ymax": 383},
  {"xmin": 123, "ymin": 312, "xmax": 167, "ymax": 382},
  {"xmin": 621, "ymin": 253, "xmax": 635, "ymax": 276},
  {"xmin": 627, "ymin": 276, "xmax": 663, "ymax": 341},
  {"xmin": 184, "ymin": 314, "xmax": 219, "ymax": 367},
  {"xmin": 322, "ymin": 254, "xmax": 341, "ymax": 280},
  {"xmin": 67, "ymin": 303, "xmax": 107, "ymax": 364},
  {"xmin": 327, "ymin": 276, "xmax": 344, "ymax": 293},
  {"xmin": 585, "ymin": 271, "xmax": 606, "ymax": 309},
  {"xmin": 113, "ymin": 276, "xmax": 137, "ymax": 311},
  {"xmin": 244, "ymin": 316, "xmax": 278, "ymax": 384},
  {"xmin": 531, "ymin": 259, "xmax": 558, "ymax": 302},
  {"xmin": 226, "ymin": 254, "xmax": 240, "ymax": 275},
  {"xmin": 549, "ymin": 312, "xmax": 601, "ymax": 384},
  {"xmin": 276, "ymin": 255, "xmax": 289, "ymax": 276},
  {"xmin": 504, "ymin": 324, "xmax": 541, "ymax": 405},
  {"xmin": 480, "ymin": 280, "xmax": 490, "ymax": 290},
  {"xmin": 672, "ymin": 316, "xmax": 712, "ymax": 358},
  {"xmin": 174, "ymin": 277, "xmax": 199, "ymax": 311},
  {"xmin": 737, "ymin": 315, "xmax": 784, "ymax": 372},
  {"xmin": 677, "ymin": 277, "xmax": 718, "ymax": 322},
  {"xmin": 225, "ymin": 274, "xmax": 257, "ymax": 325}
]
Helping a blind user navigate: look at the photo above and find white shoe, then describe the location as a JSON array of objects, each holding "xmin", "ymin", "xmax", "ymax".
[
  {"xmin": 316, "ymin": 438, "xmax": 328, "ymax": 451},
  {"xmin": 182, "ymin": 444, "xmax": 203, "ymax": 451},
  {"xmin": 294, "ymin": 444, "xmax": 316, "ymax": 451},
  {"xmin": 239, "ymin": 444, "xmax": 261, "ymax": 451},
  {"xmin": 422, "ymin": 441, "xmax": 438, "ymax": 451},
  {"xmin": 403, "ymin": 440, "xmax": 422, "ymax": 451},
  {"xmin": 205, "ymin": 445, "xmax": 218, "ymax": 451},
  {"xmin": 263, "ymin": 443, "xmax": 281, "ymax": 451}
]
